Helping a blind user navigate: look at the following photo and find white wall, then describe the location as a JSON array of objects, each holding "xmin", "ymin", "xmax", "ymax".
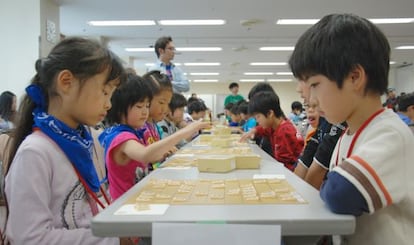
[
  {"xmin": 394, "ymin": 65, "xmax": 414, "ymax": 94},
  {"xmin": 0, "ymin": 0, "xmax": 41, "ymax": 101}
]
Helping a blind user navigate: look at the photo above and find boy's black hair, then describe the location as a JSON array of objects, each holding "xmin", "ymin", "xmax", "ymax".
[
  {"xmin": 289, "ymin": 13, "xmax": 390, "ymax": 95},
  {"xmin": 169, "ymin": 93, "xmax": 187, "ymax": 113},
  {"xmin": 187, "ymin": 97, "xmax": 199, "ymax": 104},
  {"xmin": 291, "ymin": 101, "xmax": 303, "ymax": 111},
  {"xmin": 248, "ymin": 91, "xmax": 284, "ymax": 118},
  {"xmin": 248, "ymin": 82, "xmax": 277, "ymax": 100},
  {"xmin": 237, "ymin": 101, "xmax": 249, "ymax": 115},
  {"xmin": 230, "ymin": 104, "xmax": 240, "ymax": 115},
  {"xmin": 106, "ymin": 73, "xmax": 152, "ymax": 125},
  {"xmin": 187, "ymin": 100, "xmax": 207, "ymax": 114},
  {"xmin": 398, "ymin": 92, "xmax": 414, "ymax": 112},
  {"xmin": 224, "ymin": 102, "xmax": 234, "ymax": 111},
  {"xmin": 229, "ymin": 82, "xmax": 239, "ymax": 89}
]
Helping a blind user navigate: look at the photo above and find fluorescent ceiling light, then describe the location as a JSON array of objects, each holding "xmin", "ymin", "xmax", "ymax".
[
  {"xmin": 395, "ymin": 45, "xmax": 414, "ymax": 50},
  {"xmin": 276, "ymin": 19, "xmax": 319, "ymax": 25},
  {"xmin": 158, "ymin": 19, "xmax": 226, "ymax": 25},
  {"xmin": 127, "ymin": 47, "xmax": 221, "ymax": 52},
  {"xmin": 177, "ymin": 47, "xmax": 222, "ymax": 51},
  {"xmin": 190, "ymin": 72, "xmax": 219, "ymax": 76},
  {"xmin": 267, "ymin": 79, "xmax": 292, "ymax": 82},
  {"xmin": 184, "ymin": 62, "xmax": 221, "ymax": 66},
  {"xmin": 244, "ymin": 72, "xmax": 273, "ymax": 75},
  {"xmin": 240, "ymin": 79, "xmax": 265, "ymax": 82},
  {"xmin": 193, "ymin": 79, "xmax": 219, "ymax": 82},
  {"xmin": 125, "ymin": 48, "xmax": 153, "ymax": 52},
  {"xmin": 260, "ymin": 47, "xmax": 295, "ymax": 51},
  {"xmin": 389, "ymin": 61, "xmax": 396, "ymax": 65},
  {"xmin": 250, "ymin": 62, "xmax": 287, "ymax": 66},
  {"xmin": 276, "ymin": 72, "xmax": 293, "ymax": 75},
  {"xmin": 369, "ymin": 18, "xmax": 414, "ymax": 24},
  {"xmin": 276, "ymin": 18, "xmax": 414, "ymax": 25},
  {"xmin": 145, "ymin": 63, "xmax": 155, "ymax": 67},
  {"xmin": 88, "ymin": 20, "xmax": 156, "ymax": 26}
]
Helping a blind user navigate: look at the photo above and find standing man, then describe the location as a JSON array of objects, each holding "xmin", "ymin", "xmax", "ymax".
[
  {"xmin": 148, "ymin": 36, "xmax": 190, "ymax": 93},
  {"xmin": 224, "ymin": 82, "xmax": 244, "ymax": 106}
]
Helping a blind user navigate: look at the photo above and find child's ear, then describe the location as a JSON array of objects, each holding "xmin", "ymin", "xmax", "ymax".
[
  {"xmin": 349, "ymin": 65, "xmax": 367, "ymax": 92},
  {"xmin": 266, "ymin": 110, "xmax": 275, "ymax": 118},
  {"xmin": 56, "ymin": 69, "xmax": 75, "ymax": 94}
]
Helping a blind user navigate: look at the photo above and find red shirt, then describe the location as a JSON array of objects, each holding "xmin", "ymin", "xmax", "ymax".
[{"xmin": 256, "ymin": 120, "xmax": 304, "ymax": 171}]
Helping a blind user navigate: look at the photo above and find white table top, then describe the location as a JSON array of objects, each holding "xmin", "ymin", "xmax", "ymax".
[{"xmin": 92, "ymin": 142, "xmax": 355, "ymax": 237}]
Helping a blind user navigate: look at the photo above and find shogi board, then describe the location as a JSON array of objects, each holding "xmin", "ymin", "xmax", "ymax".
[
  {"xmin": 178, "ymin": 147, "xmax": 252, "ymax": 155},
  {"xmin": 125, "ymin": 178, "xmax": 306, "ymax": 206},
  {"xmin": 161, "ymin": 157, "xmax": 198, "ymax": 167}
]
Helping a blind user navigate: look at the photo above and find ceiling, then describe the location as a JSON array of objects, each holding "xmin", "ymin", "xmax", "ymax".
[{"xmin": 57, "ymin": 0, "xmax": 414, "ymax": 84}]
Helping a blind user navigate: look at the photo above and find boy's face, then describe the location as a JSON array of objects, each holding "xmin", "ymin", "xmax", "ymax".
[
  {"xmin": 230, "ymin": 113, "xmax": 241, "ymax": 123},
  {"xmin": 307, "ymin": 74, "xmax": 356, "ymax": 125},
  {"xmin": 192, "ymin": 110, "xmax": 206, "ymax": 120},
  {"xmin": 306, "ymin": 98, "xmax": 320, "ymax": 128},
  {"xmin": 230, "ymin": 86, "xmax": 239, "ymax": 94},
  {"xmin": 296, "ymin": 80, "xmax": 310, "ymax": 104},
  {"xmin": 172, "ymin": 107, "xmax": 185, "ymax": 124},
  {"xmin": 254, "ymin": 112, "xmax": 271, "ymax": 128}
]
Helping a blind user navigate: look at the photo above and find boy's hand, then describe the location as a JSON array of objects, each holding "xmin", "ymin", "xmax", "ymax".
[{"xmin": 240, "ymin": 129, "xmax": 255, "ymax": 142}]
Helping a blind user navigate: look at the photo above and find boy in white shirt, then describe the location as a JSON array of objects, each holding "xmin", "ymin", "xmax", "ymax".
[{"xmin": 289, "ymin": 13, "xmax": 414, "ymax": 245}]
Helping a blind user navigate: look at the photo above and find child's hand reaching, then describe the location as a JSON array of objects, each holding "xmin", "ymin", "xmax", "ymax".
[{"xmin": 240, "ymin": 129, "xmax": 256, "ymax": 142}]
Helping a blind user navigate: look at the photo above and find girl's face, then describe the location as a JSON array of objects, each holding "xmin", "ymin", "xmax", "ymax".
[
  {"xmin": 125, "ymin": 99, "xmax": 150, "ymax": 129},
  {"xmin": 306, "ymin": 98, "xmax": 320, "ymax": 128},
  {"xmin": 149, "ymin": 90, "xmax": 173, "ymax": 122},
  {"xmin": 171, "ymin": 107, "xmax": 185, "ymax": 124},
  {"xmin": 64, "ymin": 69, "xmax": 118, "ymax": 128}
]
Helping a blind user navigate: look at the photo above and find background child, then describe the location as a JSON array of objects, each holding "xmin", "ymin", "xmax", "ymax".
[
  {"xmin": 241, "ymin": 91, "xmax": 304, "ymax": 171},
  {"xmin": 4, "ymin": 37, "xmax": 125, "ymax": 244},
  {"xmin": 0, "ymin": 91, "xmax": 17, "ymax": 132},
  {"xmin": 99, "ymin": 74, "xmax": 209, "ymax": 201},
  {"xmin": 396, "ymin": 91, "xmax": 414, "ymax": 125},
  {"xmin": 289, "ymin": 13, "xmax": 414, "ymax": 244},
  {"xmin": 184, "ymin": 100, "xmax": 207, "ymax": 123},
  {"xmin": 157, "ymin": 93, "xmax": 188, "ymax": 148},
  {"xmin": 140, "ymin": 70, "xmax": 173, "ymax": 171},
  {"xmin": 238, "ymin": 101, "xmax": 256, "ymax": 132}
]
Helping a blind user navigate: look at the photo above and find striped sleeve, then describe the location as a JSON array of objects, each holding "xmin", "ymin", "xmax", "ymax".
[{"xmin": 332, "ymin": 156, "xmax": 392, "ymax": 214}]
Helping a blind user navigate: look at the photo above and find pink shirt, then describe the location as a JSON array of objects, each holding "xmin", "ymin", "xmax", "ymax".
[{"xmin": 106, "ymin": 132, "xmax": 147, "ymax": 201}]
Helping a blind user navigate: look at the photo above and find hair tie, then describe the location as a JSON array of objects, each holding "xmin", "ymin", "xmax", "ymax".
[{"xmin": 26, "ymin": 84, "xmax": 47, "ymax": 114}]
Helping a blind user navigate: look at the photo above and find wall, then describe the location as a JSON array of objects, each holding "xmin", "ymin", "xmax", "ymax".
[
  {"xmin": 0, "ymin": 0, "xmax": 41, "ymax": 100},
  {"xmin": 394, "ymin": 64, "xmax": 414, "ymax": 94}
]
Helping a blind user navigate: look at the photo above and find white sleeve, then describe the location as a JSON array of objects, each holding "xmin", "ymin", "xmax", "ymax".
[{"xmin": 5, "ymin": 143, "xmax": 118, "ymax": 245}]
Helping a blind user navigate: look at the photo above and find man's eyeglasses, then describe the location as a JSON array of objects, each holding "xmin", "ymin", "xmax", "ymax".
[{"xmin": 166, "ymin": 47, "xmax": 176, "ymax": 51}]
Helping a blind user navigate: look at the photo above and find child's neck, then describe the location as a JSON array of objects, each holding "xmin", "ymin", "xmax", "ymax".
[
  {"xmin": 271, "ymin": 117, "xmax": 284, "ymax": 129},
  {"xmin": 346, "ymin": 96, "xmax": 383, "ymax": 135}
]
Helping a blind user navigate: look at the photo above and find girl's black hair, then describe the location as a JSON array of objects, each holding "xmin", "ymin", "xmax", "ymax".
[
  {"xmin": 106, "ymin": 73, "xmax": 153, "ymax": 125},
  {"xmin": 6, "ymin": 37, "xmax": 126, "ymax": 174},
  {"xmin": 0, "ymin": 91, "xmax": 16, "ymax": 121},
  {"xmin": 142, "ymin": 70, "xmax": 172, "ymax": 96}
]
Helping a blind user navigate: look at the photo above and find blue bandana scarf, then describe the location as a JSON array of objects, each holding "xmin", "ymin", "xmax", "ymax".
[
  {"xmin": 99, "ymin": 124, "xmax": 146, "ymax": 159},
  {"xmin": 26, "ymin": 84, "xmax": 100, "ymax": 192}
]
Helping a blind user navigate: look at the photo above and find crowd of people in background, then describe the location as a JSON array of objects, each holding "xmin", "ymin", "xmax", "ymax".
[{"xmin": 0, "ymin": 13, "xmax": 414, "ymax": 245}]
